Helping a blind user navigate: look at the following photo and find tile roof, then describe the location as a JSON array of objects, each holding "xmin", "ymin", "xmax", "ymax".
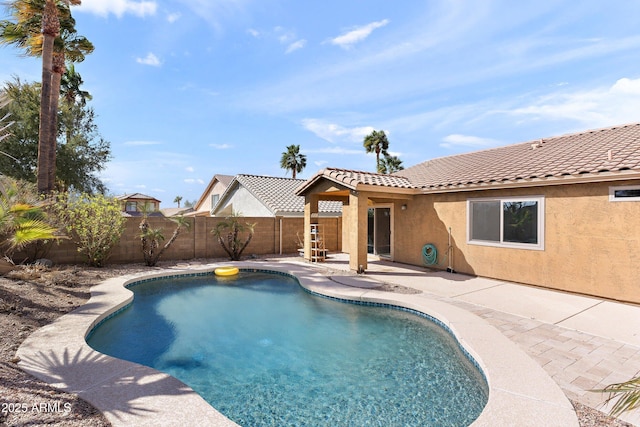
[
  {"xmin": 194, "ymin": 174, "xmax": 235, "ymax": 210},
  {"xmin": 296, "ymin": 168, "xmax": 416, "ymax": 195},
  {"xmin": 116, "ymin": 193, "xmax": 161, "ymax": 202},
  {"xmin": 214, "ymin": 174, "xmax": 235, "ymax": 187},
  {"xmin": 321, "ymin": 168, "xmax": 415, "ymax": 189},
  {"xmin": 230, "ymin": 175, "xmax": 343, "ymax": 214},
  {"xmin": 396, "ymin": 123, "xmax": 640, "ymax": 191}
]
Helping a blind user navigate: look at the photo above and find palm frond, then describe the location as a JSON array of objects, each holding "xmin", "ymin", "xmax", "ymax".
[
  {"xmin": 11, "ymin": 218, "xmax": 60, "ymax": 248},
  {"xmin": 594, "ymin": 376, "xmax": 640, "ymax": 417}
]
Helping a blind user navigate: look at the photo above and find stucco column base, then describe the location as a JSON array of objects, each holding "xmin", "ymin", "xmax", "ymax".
[{"xmin": 349, "ymin": 191, "xmax": 368, "ymax": 272}]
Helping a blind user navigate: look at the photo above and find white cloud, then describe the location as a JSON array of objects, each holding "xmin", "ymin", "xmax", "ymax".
[
  {"xmin": 76, "ymin": 0, "xmax": 157, "ymax": 18},
  {"xmin": 247, "ymin": 28, "xmax": 260, "ymax": 38},
  {"xmin": 167, "ymin": 12, "xmax": 181, "ymax": 23},
  {"xmin": 184, "ymin": 178, "xmax": 205, "ymax": 185},
  {"xmin": 210, "ymin": 143, "xmax": 232, "ymax": 149},
  {"xmin": 276, "ymin": 27, "xmax": 295, "ymax": 44},
  {"xmin": 124, "ymin": 140, "xmax": 162, "ymax": 146},
  {"xmin": 510, "ymin": 77, "xmax": 640, "ymax": 127},
  {"xmin": 136, "ymin": 53, "xmax": 162, "ymax": 66},
  {"xmin": 185, "ymin": 166, "xmax": 195, "ymax": 172},
  {"xmin": 611, "ymin": 77, "xmax": 640, "ymax": 95},
  {"xmin": 329, "ymin": 19, "xmax": 390, "ymax": 49},
  {"xmin": 440, "ymin": 134, "xmax": 501, "ymax": 149},
  {"xmin": 286, "ymin": 39, "xmax": 307, "ymax": 54},
  {"xmin": 302, "ymin": 119, "xmax": 375, "ymax": 143},
  {"xmin": 273, "ymin": 27, "xmax": 306, "ymax": 54}
]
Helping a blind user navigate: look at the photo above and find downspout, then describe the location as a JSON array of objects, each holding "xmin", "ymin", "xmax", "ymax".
[{"xmin": 279, "ymin": 217, "xmax": 283, "ymax": 255}]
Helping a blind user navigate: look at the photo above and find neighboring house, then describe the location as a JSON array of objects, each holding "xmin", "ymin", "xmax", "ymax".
[
  {"xmin": 116, "ymin": 193, "xmax": 163, "ymax": 217},
  {"xmin": 213, "ymin": 174, "xmax": 343, "ymax": 218},
  {"xmin": 161, "ymin": 206, "xmax": 194, "ymax": 217},
  {"xmin": 191, "ymin": 174, "xmax": 235, "ymax": 216},
  {"xmin": 296, "ymin": 123, "xmax": 640, "ymax": 304}
]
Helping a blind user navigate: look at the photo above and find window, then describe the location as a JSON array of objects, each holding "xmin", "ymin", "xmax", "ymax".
[
  {"xmin": 211, "ymin": 194, "xmax": 220, "ymax": 206},
  {"xmin": 125, "ymin": 201, "xmax": 137, "ymax": 212},
  {"xmin": 610, "ymin": 185, "xmax": 640, "ymax": 202},
  {"xmin": 468, "ymin": 196, "xmax": 544, "ymax": 250}
]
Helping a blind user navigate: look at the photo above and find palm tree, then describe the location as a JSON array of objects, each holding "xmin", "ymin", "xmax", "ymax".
[
  {"xmin": 0, "ymin": 0, "xmax": 87, "ymax": 193},
  {"xmin": 59, "ymin": 64, "xmax": 91, "ymax": 147},
  {"xmin": 379, "ymin": 154, "xmax": 404, "ymax": 174},
  {"xmin": 280, "ymin": 144, "xmax": 307, "ymax": 179},
  {"xmin": 61, "ymin": 63, "xmax": 92, "ymax": 106},
  {"xmin": 212, "ymin": 211, "xmax": 256, "ymax": 261},
  {"xmin": 174, "ymin": 196, "xmax": 182, "ymax": 208},
  {"xmin": 363, "ymin": 130, "xmax": 389, "ymax": 173},
  {"xmin": 139, "ymin": 214, "xmax": 191, "ymax": 267},
  {"xmin": 48, "ymin": 16, "xmax": 93, "ymax": 190},
  {"xmin": 0, "ymin": 176, "xmax": 60, "ymax": 259},
  {"xmin": 0, "ymin": 92, "xmax": 15, "ymax": 148}
]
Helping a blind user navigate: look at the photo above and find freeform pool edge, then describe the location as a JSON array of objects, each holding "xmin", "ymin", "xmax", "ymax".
[{"xmin": 16, "ymin": 261, "xmax": 579, "ymax": 427}]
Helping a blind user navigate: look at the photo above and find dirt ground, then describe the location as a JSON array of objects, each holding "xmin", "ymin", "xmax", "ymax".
[{"xmin": 0, "ymin": 261, "xmax": 633, "ymax": 427}]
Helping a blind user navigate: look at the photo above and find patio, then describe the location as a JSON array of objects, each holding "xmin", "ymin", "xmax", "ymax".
[{"xmin": 307, "ymin": 253, "xmax": 640, "ymax": 426}]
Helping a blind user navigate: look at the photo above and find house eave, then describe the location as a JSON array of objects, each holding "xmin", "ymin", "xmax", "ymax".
[
  {"xmin": 419, "ymin": 170, "xmax": 640, "ymax": 194},
  {"xmin": 355, "ymin": 183, "xmax": 420, "ymax": 196}
]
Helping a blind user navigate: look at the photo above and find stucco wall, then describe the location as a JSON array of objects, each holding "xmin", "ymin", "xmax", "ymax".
[
  {"xmin": 196, "ymin": 180, "xmax": 228, "ymax": 214},
  {"xmin": 216, "ymin": 186, "xmax": 273, "ymax": 217},
  {"xmin": 390, "ymin": 180, "xmax": 640, "ymax": 303}
]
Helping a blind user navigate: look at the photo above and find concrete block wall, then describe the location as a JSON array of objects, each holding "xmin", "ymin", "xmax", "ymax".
[{"xmin": 22, "ymin": 216, "xmax": 342, "ymax": 266}]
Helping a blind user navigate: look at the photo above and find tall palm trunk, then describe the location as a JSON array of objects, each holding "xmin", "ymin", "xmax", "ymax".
[
  {"xmin": 48, "ymin": 50, "xmax": 65, "ymax": 191},
  {"xmin": 37, "ymin": 0, "xmax": 60, "ymax": 194}
]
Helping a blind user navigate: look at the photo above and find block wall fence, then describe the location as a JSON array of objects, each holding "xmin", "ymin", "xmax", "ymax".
[{"xmin": 26, "ymin": 216, "xmax": 342, "ymax": 265}]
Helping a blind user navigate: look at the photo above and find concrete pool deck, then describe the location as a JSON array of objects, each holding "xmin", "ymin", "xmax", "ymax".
[{"xmin": 15, "ymin": 257, "xmax": 640, "ymax": 426}]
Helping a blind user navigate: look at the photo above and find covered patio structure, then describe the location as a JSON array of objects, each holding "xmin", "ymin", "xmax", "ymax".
[{"xmin": 296, "ymin": 168, "xmax": 417, "ymax": 272}]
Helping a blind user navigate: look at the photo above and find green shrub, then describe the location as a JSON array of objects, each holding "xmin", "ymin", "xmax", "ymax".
[{"xmin": 53, "ymin": 193, "xmax": 125, "ymax": 267}]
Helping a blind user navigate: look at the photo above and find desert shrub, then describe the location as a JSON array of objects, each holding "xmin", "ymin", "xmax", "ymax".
[{"xmin": 53, "ymin": 192, "xmax": 125, "ymax": 267}]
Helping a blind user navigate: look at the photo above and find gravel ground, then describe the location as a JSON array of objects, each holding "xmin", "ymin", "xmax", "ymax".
[{"xmin": 0, "ymin": 260, "xmax": 633, "ymax": 426}]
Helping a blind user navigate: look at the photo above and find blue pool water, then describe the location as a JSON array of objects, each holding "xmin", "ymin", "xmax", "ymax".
[{"xmin": 87, "ymin": 271, "xmax": 488, "ymax": 426}]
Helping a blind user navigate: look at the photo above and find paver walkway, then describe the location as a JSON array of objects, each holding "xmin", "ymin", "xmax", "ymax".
[{"xmin": 300, "ymin": 254, "xmax": 640, "ymax": 426}]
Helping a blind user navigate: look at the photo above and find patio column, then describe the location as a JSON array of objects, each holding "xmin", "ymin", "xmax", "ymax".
[
  {"xmin": 349, "ymin": 190, "xmax": 368, "ymax": 272},
  {"xmin": 303, "ymin": 194, "xmax": 319, "ymax": 261}
]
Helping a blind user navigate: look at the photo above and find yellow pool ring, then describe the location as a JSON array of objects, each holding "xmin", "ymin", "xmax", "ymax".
[{"xmin": 215, "ymin": 266, "xmax": 239, "ymax": 276}]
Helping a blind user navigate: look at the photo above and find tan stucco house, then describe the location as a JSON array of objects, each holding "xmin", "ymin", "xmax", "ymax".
[
  {"xmin": 296, "ymin": 123, "xmax": 640, "ymax": 304},
  {"xmin": 190, "ymin": 174, "xmax": 235, "ymax": 216}
]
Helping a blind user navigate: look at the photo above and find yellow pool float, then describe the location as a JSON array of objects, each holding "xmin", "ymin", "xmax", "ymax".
[{"xmin": 214, "ymin": 266, "xmax": 239, "ymax": 276}]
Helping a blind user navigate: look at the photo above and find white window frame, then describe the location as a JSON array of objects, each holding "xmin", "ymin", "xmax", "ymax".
[
  {"xmin": 609, "ymin": 185, "xmax": 640, "ymax": 202},
  {"xmin": 467, "ymin": 196, "xmax": 545, "ymax": 250}
]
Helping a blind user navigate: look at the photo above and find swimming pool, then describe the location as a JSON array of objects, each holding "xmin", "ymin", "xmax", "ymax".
[{"xmin": 87, "ymin": 270, "xmax": 488, "ymax": 426}]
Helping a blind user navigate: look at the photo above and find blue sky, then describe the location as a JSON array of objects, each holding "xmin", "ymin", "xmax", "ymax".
[{"xmin": 2, "ymin": 0, "xmax": 640, "ymax": 206}]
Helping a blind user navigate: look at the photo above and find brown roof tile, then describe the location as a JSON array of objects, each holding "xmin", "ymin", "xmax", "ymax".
[
  {"xmin": 396, "ymin": 123, "xmax": 640, "ymax": 190},
  {"xmin": 296, "ymin": 168, "xmax": 416, "ymax": 195}
]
